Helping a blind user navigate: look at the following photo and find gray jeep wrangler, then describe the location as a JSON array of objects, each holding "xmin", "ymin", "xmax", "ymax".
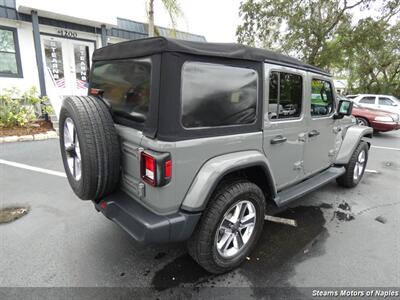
[{"xmin": 59, "ymin": 37, "xmax": 373, "ymax": 274}]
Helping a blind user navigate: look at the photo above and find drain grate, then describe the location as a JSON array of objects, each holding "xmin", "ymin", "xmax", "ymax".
[{"xmin": 0, "ymin": 207, "xmax": 29, "ymax": 224}]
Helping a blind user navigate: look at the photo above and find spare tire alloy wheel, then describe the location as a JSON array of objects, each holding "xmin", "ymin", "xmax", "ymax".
[
  {"xmin": 63, "ymin": 118, "xmax": 82, "ymax": 181},
  {"xmin": 216, "ymin": 200, "xmax": 256, "ymax": 258}
]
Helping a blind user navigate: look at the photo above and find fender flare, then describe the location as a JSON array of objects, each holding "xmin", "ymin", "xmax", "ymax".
[
  {"xmin": 335, "ymin": 125, "xmax": 373, "ymax": 165},
  {"xmin": 180, "ymin": 150, "xmax": 277, "ymax": 212}
]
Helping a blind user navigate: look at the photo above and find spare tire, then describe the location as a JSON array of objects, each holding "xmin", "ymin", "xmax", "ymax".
[{"xmin": 59, "ymin": 96, "xmax": 121, "ymax": 201}]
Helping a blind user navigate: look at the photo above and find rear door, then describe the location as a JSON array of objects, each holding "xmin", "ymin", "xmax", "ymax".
[
  {"xmin": 263, "ymin": 64, "xmax": 307, "ymax": 191},
  {"xmin": 303, "ymin": 75, "xmax": 340, "ymax": 176},
  {"xmin": 377, "ymin": 97, "xmax": 398, "ymax": 114}
]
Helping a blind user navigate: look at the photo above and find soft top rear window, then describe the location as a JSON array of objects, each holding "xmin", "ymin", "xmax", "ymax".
[
  {"xmin": 181, "ymin": 62, "xmax": 258, "ymax": 128},
  {"xmin": 91, "ymin": 58, "xmax": 151, "ymax": 123}
]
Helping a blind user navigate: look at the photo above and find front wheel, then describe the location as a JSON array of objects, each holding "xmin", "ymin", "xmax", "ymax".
[
  {"xmin": 336, "ymin": 141, "xmax": 369, "ymax": 188},
  {"xmin": 187, "ymin": 181, "xmax": 265, "ymax": 274},
  {"xmin": 356, "ymin": 117, "xmax": 369, "ymax": 127}
]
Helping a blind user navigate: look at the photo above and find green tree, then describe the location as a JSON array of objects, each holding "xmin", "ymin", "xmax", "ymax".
[
  {"xmin": 346, "ymin": 19, "xmax": 400, "ymax": 96},
  {"xmin": 237, "ymin": 0, "xmax": 371, "ymax": 67},
  {"xmin": 237, "ymin": 0, "xmax": 400, "ymax": 95},
  {"xmin": 147, "ymin": 0, "xmax": 183, "ymax": 37}
]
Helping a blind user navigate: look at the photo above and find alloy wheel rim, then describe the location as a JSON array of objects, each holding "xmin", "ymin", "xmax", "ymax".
[
  {"xmin": 353, "ymin": 150, "xmax": 366, "ymax": 181},
  {"xmin": 63, "ymin": 118, "xmax": 82, "ymax": 180},
  {"xmin": 215, "ymin": 200, "xmax": 256, "ymax": 258},
  {"xmin": 357, "ymin": 118, "xmax": 367, "ymax": 126}
]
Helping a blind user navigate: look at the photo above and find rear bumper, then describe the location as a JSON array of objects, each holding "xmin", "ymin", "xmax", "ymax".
[
  {"xmin": 371, "ymin": 121, "xmax": 400, "ymax": 132},
  {"xmin": 94, "ymin": 191, "xmax": 201, "ymax": 244}
]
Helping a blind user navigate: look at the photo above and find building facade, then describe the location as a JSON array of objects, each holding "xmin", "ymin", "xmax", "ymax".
[{"xmin": 0, "ymin": 0, "xmax": 205, "ymax": 99}]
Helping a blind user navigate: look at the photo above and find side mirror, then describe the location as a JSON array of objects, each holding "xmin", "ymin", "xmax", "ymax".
[
  {"xmin": 392, "ymin": 103, "xmax": 398, "ymax": 106},
  {"xmin": 334, "ymin": 100, "xmax": 353, "ymax": 119}
]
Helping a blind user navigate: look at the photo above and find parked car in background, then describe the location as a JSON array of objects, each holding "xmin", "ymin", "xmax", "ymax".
[
  {"xmin": 338, "ymin": 94, "xmax": 400, "ymax": 133},
  {"xmin": 347, "ymin": 94, "xmax": 400, "ymax": 115},
  {"xmin": 351, "ymin": 102, "xmax": 400, "ymax": 133}
]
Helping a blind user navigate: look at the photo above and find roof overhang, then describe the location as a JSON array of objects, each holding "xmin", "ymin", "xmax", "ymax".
[{"xmin": 17, "ymin": 4, "xmax": 117, "ymax": 28}]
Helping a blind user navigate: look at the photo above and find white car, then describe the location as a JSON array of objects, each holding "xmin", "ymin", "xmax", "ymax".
[{"xmin": 347, "ymin": 94, "xmax": 400, "ymax": 114}]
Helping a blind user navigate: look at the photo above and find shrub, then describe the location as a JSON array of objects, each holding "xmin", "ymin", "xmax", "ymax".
[{"xmin": 0, "ymin": 87, "xmax": 43, "ymax": 128}]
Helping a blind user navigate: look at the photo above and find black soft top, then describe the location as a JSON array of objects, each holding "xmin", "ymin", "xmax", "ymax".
[{"xmin": 93, "ymin": 37, "xmax": 329, "ymax": 76}]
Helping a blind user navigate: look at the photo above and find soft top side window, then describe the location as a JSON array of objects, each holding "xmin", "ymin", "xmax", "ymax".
[
  {"xmin": 311, "ymin": 79, "xmax": 334, "ymax": 117},
  {"xmin": 268, "ymin": 71, "xmax": 302, "ymax": 120},
  {"xmin": 181, "ymin": 62, "xmax": 258, "ymax": 128}
]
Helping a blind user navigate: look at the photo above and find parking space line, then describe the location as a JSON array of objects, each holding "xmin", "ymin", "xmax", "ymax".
[
  {"xmin": 371, "ymin": 145, "xmax": 400, "ymax": 151},
  {"xmin": 0, "ymin": 159, "xmax": 66, "ymax": 178}
]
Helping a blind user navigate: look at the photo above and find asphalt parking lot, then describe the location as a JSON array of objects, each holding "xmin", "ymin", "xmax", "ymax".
[{"xmin": 1, "ymin": 131, "xmax": 399, "ymax": 298}]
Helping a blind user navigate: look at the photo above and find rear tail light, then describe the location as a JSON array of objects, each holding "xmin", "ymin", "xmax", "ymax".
[
  {"xmin": 141, "ymin": 150, "xmax": 171, "ymax": 187},
  {"xmin": 89, "ymin": 88, "xmax": 104, "ymax": 96},
  {"xmin": 99, "ymin": 200, "xmax": 107, "ymax": 210},
  {"xmin": 165, "ymin": 160, "xmax": 172, "ymax": 178},
  {"xmin": 142, "ymin": 152, "xmax": 156, "ymax": 185}
]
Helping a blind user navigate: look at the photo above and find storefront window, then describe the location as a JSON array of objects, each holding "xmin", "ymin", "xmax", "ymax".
[{"xmin": 0, "ymin": 26, "xmax": 22, "ymax": 77}]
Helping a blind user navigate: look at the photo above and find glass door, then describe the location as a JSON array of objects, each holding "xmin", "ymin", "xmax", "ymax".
[
  {"xmin": 41, "ymin": 36, "xmax": 95, "ymax": 96},
  {"xmin": 71, "ymin": 41, "xmax": 94, "ymax": 95},
  {"xmin": 43, "ymin": 37, "xmax": 69, "ymax": 94}
]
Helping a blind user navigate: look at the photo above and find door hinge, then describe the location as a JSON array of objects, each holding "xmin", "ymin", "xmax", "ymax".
[
  {"xmin": 333, "ymin": 126, "xmax": 342, "ymax": 134},
  {"xmin": 328, "ymin": 149, "xmax": 336, "ymax": 157},
  {"xmin": 298, "ymin": 132, "xmax": 307, "ymax": 142},
  {"xmin": 293, "ymin": 160, "xmax": 304, "ymax": 170}
]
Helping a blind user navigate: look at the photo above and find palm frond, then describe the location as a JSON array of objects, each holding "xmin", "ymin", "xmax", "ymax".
[{"xmin": 161, "ymin": 0, "xmax": 183, "ymax": 37}]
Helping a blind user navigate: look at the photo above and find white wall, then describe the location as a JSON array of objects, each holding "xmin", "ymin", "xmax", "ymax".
[{"xmin": 0, "ymin": 18, "xmax": 40, "ymax": 93}]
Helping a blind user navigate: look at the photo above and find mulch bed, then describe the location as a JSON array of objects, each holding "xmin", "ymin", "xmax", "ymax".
[{"xmin": 0, "ymin": 120, "xmax": 54, "ymax": 137}]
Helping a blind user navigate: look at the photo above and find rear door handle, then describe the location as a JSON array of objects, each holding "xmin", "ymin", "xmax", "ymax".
[
  {"xmin": 308, "ymin": 130, "xmax": 320, "ymax": 137},
  {"xmin": 270, "ymin": 135, "xmax": 287, "ymax": 144}
]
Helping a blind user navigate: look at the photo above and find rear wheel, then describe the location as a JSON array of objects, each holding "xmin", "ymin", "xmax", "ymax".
[
  {"xmin": 187, "ymin": 181, "xmax": 265, "ymax": 274},
  {"xmin": 59, "ymin": 96, "xmax": 121, "ymax": 200},
  {"xmin": 336, "ymin": 141, "xmax": 369, "ymax": 188}
]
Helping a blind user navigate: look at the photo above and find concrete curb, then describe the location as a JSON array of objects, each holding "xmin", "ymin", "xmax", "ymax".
[{"xmin": 0, "ymin": 131, "xmax": 58, "ymax": 143}]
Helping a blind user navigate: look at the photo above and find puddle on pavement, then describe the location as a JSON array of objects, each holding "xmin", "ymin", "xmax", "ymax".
[
  {"xmin": 334, "ymin": 201, "xmax": 355, "ymax": 222},
  {"xmin": 338, "ymin": 202, "xmax": 351, "ymax": 211},
  {"xmin": 240, "ymin": 205, "xmax": 327, "ymax": 288},
  {"xmin": 154, "ymin": 252, "xmax": 166, "ymax": 260},
  {"xmin": 335, "ymin": 211, "xmax": 355, "ymax": 221},
  {"xmin": 0, "ymin": 206, "xmax": 29, "ymax": 224},
  {"xmin": 152, "ymin": 205, "xmax": 328, "ymax": 292},
  {"xmin": 152, "ymin": 253, "xmax": 212, "ymax": 291},
  {"xmin": 319, "ymin": 203, "xmax": 333, "ymax": 209}
]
